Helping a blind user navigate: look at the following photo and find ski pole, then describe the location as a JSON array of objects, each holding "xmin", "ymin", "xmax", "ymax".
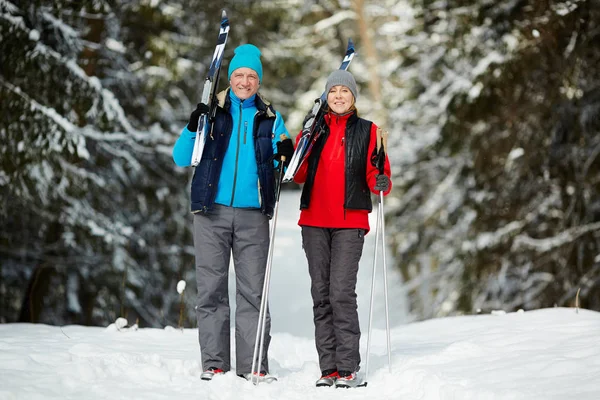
[
  {"xmin": 362, "ymin": 129, "xmax": 391, "ymax": 387},
  {"xmin": 251, "ymin": 134, "xmax": 287, "ymax": 384},
  {"xmin": 362, "ymin": 193, "xmax": 381, "ymax": 387},
  {"xmin": 380, "ymin": 189, "xmax": 392, "ymax": 372},
  {"xmin": 380, "ymin": 130, "xmax": 392, "ymax": 372}
]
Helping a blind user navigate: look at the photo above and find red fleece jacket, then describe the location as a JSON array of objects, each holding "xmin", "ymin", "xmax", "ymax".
[{"xmin": 294, "ymin": 112, "xmax": 392, "ymax": 234}]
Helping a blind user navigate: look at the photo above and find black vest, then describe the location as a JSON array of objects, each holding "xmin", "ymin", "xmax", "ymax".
[{"xmin": 300, "ymin": 113, "xmax": 373, "ymax": 211}]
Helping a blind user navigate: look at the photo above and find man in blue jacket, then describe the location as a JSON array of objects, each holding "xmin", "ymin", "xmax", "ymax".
[{"xmin": 173, "ymin": 44, "xmax": 293, "ymax": 382}]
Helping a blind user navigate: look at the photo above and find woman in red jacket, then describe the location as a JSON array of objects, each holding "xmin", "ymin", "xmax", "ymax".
[{"xmin": 293, "ymin": 70, "xmax": 392, "ymax": 388}]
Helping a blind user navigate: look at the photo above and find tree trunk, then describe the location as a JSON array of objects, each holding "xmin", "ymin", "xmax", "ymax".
[
  {"xmin": 351, "ymin": 0, "xmax": 387, "ymax": 127},
  {"xmin": 18, "ymin": 265, "xmax": 53, "ymax": 323}
]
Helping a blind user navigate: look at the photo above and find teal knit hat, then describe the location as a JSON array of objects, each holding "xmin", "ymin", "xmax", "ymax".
[{"xmin": 227, "ymin": 44, "xmax": 263, "ymax": 82}]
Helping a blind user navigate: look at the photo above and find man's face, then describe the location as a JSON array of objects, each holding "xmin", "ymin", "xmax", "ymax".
[{"xmin": 230, "ymin": 68, "xmax": 260, "ymax": 100}]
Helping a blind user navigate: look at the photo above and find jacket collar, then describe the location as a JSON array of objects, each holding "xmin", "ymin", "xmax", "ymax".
[
  {"xmin": 228, "ymin": 90, "xmax": 256, "ymax": 109},
  {"xmin": 216, "ymin": 88, "xmax": 276, "ymax": 118},
  {"xmin": 325, "ymin": 110, "xmax": 357, "ymax": 126}
]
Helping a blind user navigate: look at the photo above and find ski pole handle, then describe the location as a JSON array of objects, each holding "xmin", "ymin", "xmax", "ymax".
[
  {"xmin": 376, "ymin": 128, "xmax": 388, "ymax": 174},
  {"xmin": 279, "ymin": 134, "xmax": 288, "ymax": 163},
  {"xmin": 382, "ymin": 130, "xmax": 388, "ymax": 153}
]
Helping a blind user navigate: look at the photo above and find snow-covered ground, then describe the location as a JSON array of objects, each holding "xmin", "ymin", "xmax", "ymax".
[{"xmin": 1, "ymin": 191, "xmax": 599, "ymax": 400}]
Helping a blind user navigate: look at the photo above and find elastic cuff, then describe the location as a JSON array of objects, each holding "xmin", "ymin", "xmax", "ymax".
[{"xmin": 184, "ymin": 125, "xmax": 197, "ymax": 136}]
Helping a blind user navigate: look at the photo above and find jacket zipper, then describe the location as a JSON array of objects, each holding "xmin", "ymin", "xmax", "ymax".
[
  {"xmin": 253, "ymin": 111, "xmax": 260, "ymax": 205},
  {"xmin": 230, "ymin": 102, "xmax": 243, "ymax": 206},
  {"xmin": 343, "ymin": 123, "xmax": 348, "ymax": 220}
]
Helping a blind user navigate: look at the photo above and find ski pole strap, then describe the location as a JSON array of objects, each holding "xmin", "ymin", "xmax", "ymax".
[{"xmin": 376, "ymin": 128, "xmax": 388, "ymax": 174}]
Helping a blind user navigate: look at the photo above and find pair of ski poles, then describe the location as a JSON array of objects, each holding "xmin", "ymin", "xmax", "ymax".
[
  {"xmin": 250, "ymin": 134, "xmax": 287, "ymax": 384},
  {"xmin": 361, "ymin": 129, "xmax": 392, "ymax": 387}
]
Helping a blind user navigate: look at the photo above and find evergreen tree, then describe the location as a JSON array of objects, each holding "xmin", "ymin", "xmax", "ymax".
[
  {"xmin": 385, "ymin": 0, "xmax": 600, "ymax": 317},
  {"xmin": 0, "ymin": 0, "xmax": 193, "ymax": 326}
]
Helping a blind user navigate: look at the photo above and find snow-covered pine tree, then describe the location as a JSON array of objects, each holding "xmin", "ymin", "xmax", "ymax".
[
  {"xmin": 381, "ymin": 0, "xmax": 600, "ymax": 317},
  {"xmin": 0, "ymin": 0, "xmax": 196, "ymax": 327}
]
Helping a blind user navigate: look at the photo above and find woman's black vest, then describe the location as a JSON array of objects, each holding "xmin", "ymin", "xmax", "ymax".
[{"xmin": 300, "ymin": 113, "xmax": 373, "ymax": 212}]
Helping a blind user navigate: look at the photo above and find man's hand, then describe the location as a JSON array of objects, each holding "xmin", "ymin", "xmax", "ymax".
[
  {"xmin": 374, "ymin": 174, "xmax": 391, "ymax": 192},
  {"xmin": 187, "ymin": 103, "xmax": 210, "ymax": 132},
  {"xmin": 274, "ymin": 138, "xmax": 294, "ymax": 166}
]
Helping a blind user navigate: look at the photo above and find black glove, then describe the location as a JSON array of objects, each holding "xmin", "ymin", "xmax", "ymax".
[
  {"xmin": 274, "ymin": 138, "xmax": 294, "ymax": 166},
  {"xmin": 301, "ymin": 98, "xmax": 322, "ymax": 130},
  {"xmin": 374, "ymin": 174, "xmax": 390, "ymax": 192},
  {"xmin": 187, "ymin": 103, "xmax": 210, "ymax": 132},
  {"xmin": 302, "ymin": 111, "xmax": 316, "ymax": 129}
]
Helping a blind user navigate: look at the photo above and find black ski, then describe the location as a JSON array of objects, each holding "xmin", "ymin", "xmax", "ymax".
[
  {"xmin": 282, "ymin": 39, "xmax": 356, "ymax": 182},
  {"xmin": 191, "ymin": 10, "xmax": 230, "ymax": 166}
]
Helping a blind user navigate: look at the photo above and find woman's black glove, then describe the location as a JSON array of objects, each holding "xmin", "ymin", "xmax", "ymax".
[
  {"xmin": 188, "ymin": 103, "xmax": 210, "ymax": 131},
  {"xmin": 302, "ymin": 110, "xmax": 316, "ymax": 128},
  {"xmin": 374, "ymin": 174, "xmax": 390, "ymax": 192},
  {"xmin": 274, "ymin": 138, "xmax": 294, "ymax": 166}
]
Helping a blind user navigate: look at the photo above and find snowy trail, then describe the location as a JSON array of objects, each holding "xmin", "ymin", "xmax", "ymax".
[{"xmin": 0, "ymin": 308, "xmax": 599, "ymax": 400}]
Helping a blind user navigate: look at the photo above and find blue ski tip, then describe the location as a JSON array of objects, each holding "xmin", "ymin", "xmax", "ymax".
[{"xmin": 348, "ymin": 38, "xmax": 355, "ymax": 50}]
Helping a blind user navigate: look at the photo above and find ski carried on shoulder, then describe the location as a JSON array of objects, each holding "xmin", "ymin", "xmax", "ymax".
[
  {"xmin": 282, "ymin": 39, "xmax": 356, "ymax": 182},
  {"xmin": 191, "ymin": 10, "xmax": 230, "ymax": 166}
]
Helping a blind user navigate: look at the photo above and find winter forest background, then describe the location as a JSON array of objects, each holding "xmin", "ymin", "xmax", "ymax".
[{"xmin": 1, "ymin": 0, "xmax": 599, "ymax": 328}]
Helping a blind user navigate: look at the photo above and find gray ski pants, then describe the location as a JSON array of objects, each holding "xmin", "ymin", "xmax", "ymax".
[
  {"xmin": 193, "ymin": 204, "xmax": 271, "ymax": 375},
  {"xmin": 301, "ymin": 226, "xmax": 364, "ymax": 373}
]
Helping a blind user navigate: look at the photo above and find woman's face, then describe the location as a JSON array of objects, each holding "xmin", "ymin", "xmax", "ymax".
[{"xmin": 327, "ymin": 85, "xmax": 354, "ymax": 114}]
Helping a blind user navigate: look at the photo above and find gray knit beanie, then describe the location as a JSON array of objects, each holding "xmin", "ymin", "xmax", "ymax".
[{"xmin": 325, "ymin": 70, "xmax": 358, "ymax": 100}]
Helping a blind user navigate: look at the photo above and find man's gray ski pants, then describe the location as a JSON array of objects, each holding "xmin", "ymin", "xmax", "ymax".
[{"xmin": 193, "ymin": 204, "xmax": 271, "ymax": 374}]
